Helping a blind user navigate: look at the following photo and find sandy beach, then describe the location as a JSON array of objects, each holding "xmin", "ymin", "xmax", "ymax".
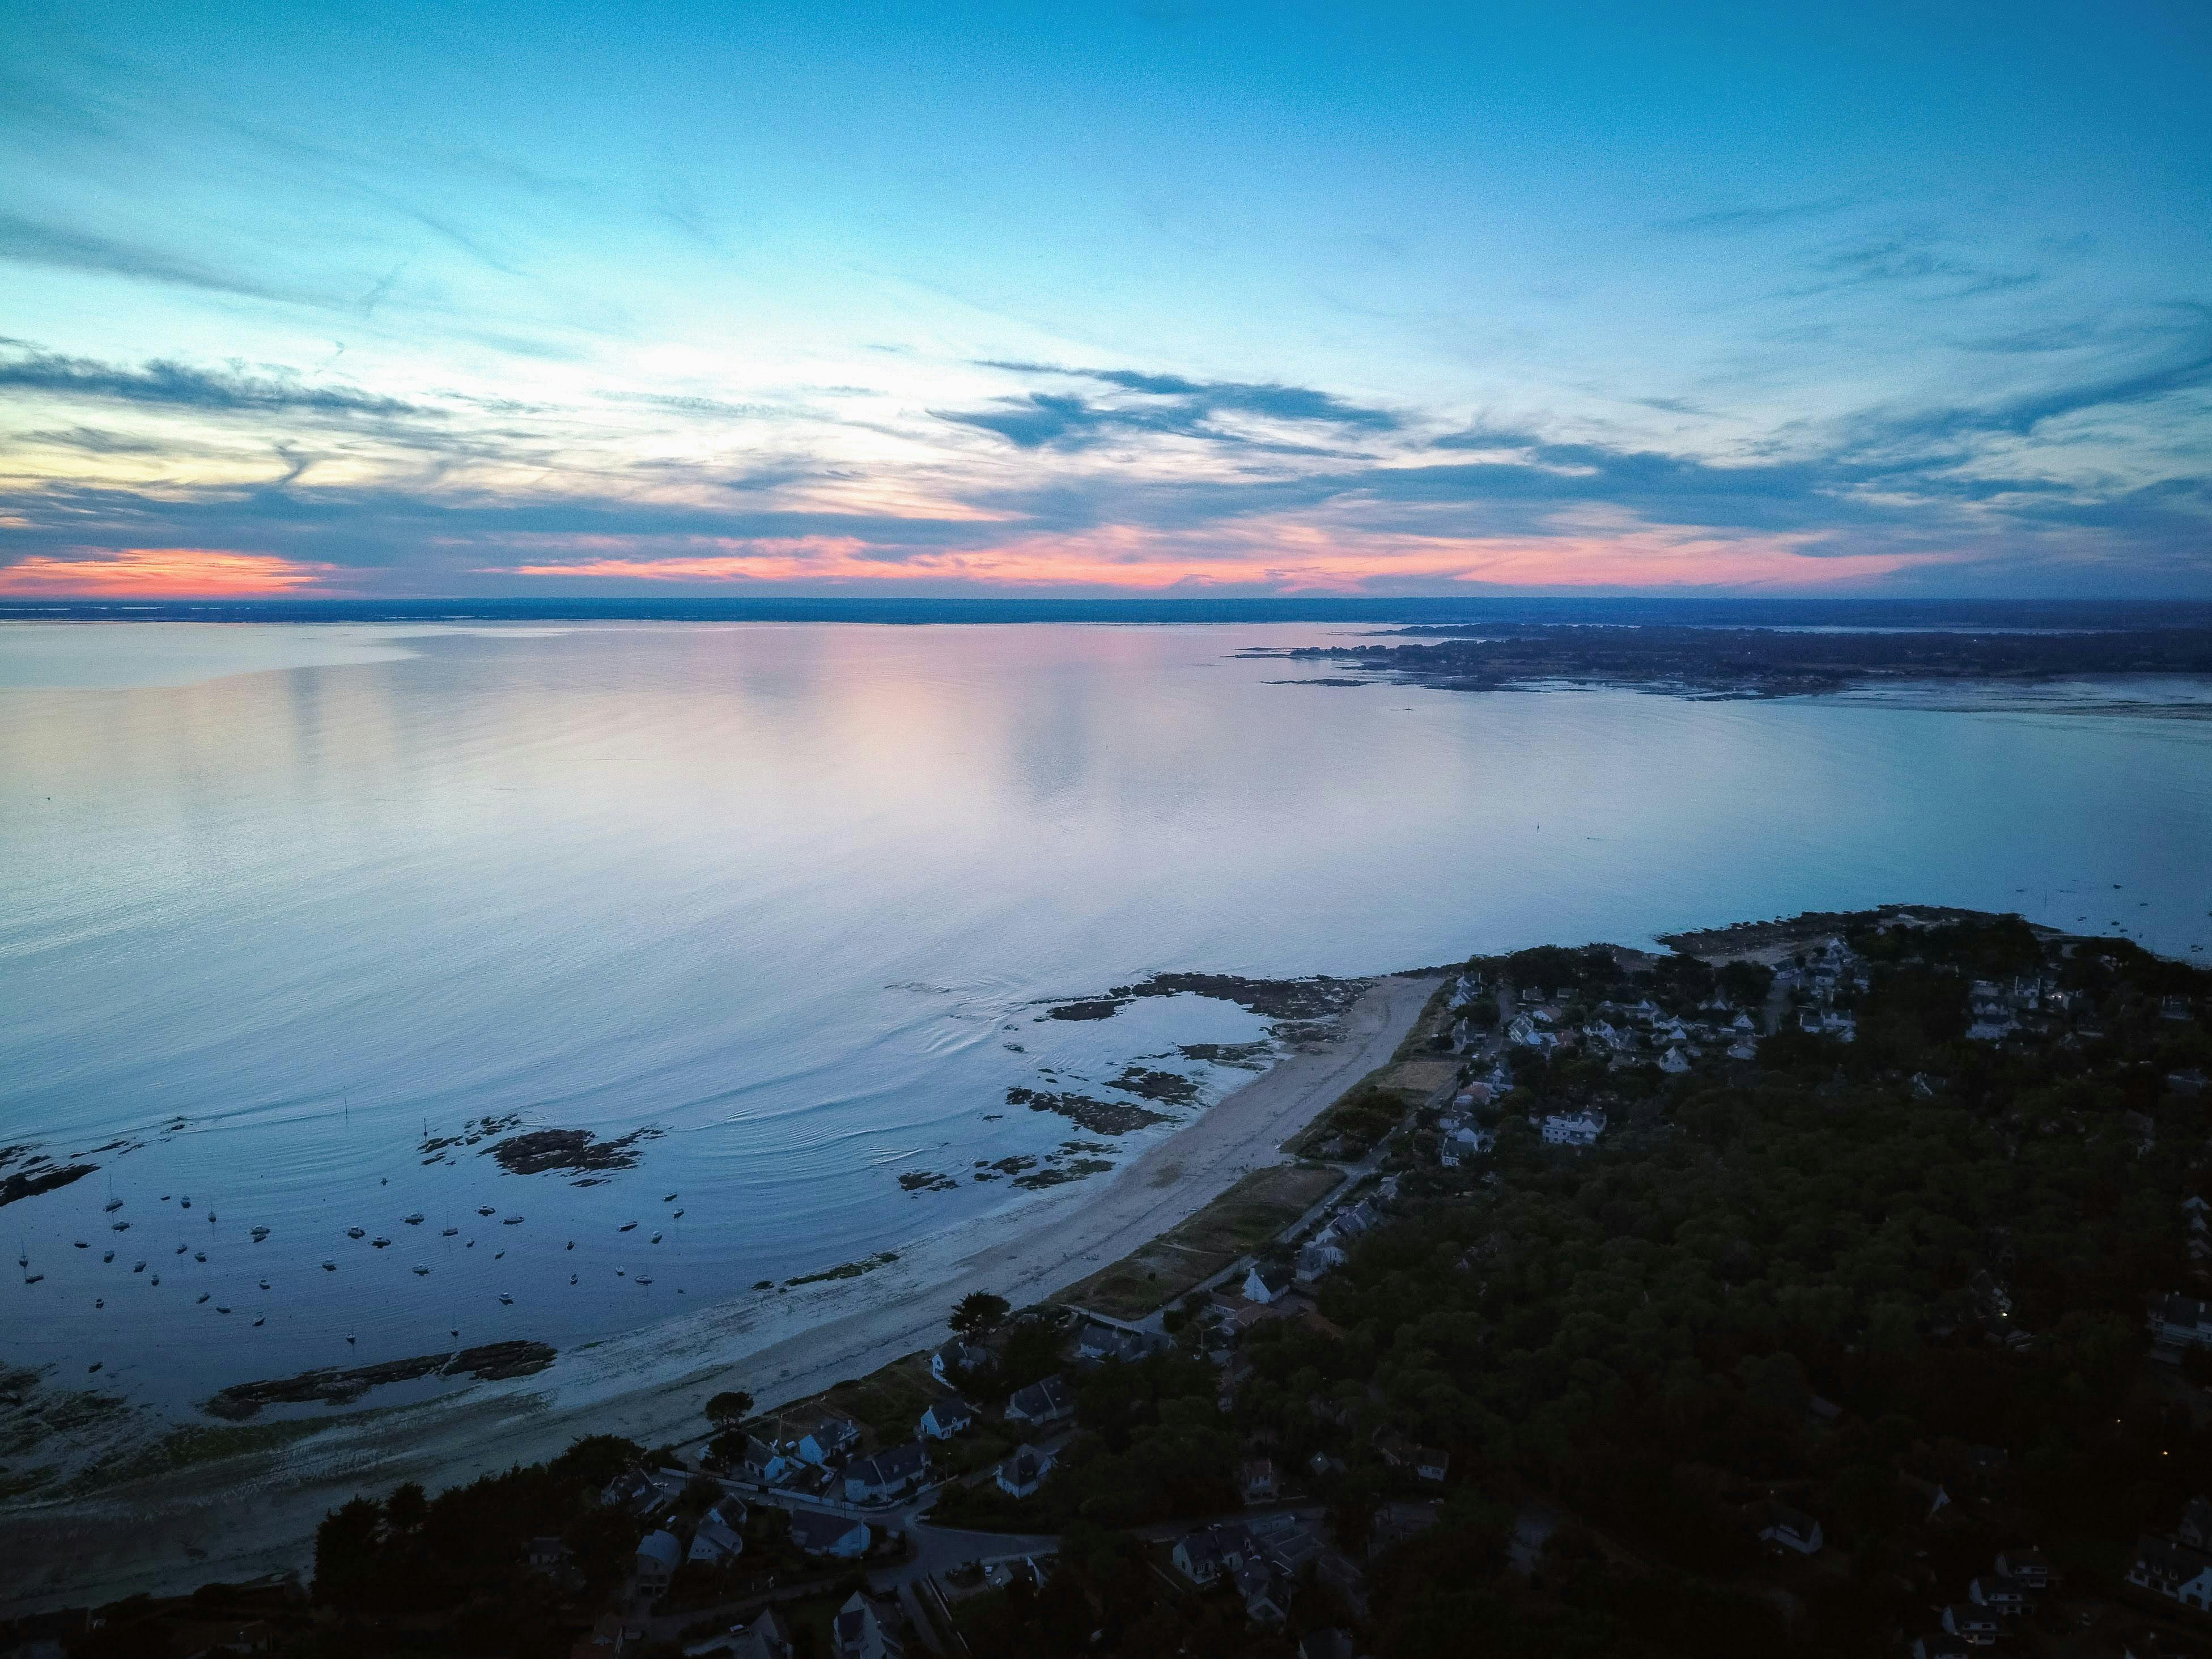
[{"xmin": 0, "ymin": 973, "xmax": 1439, "ymax": 1617}]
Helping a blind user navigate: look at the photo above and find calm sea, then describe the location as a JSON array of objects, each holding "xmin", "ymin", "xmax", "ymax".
[{"xmin": 3, "ymin": 621, "xmax": 2209, "ymax": 1405}]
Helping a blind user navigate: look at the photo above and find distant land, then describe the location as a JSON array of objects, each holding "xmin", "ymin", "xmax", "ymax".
[{"xmin": 7, "ymin": 596, "xmax": 2212, "ymax": 628}]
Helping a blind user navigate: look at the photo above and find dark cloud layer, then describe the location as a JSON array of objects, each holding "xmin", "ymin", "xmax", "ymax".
[
  {"xmin": 0, "ymin": 348, "xmax": 423, "ymax": 418},
  {"xmin": 940, "ymin": 362, "xmax": 1399, "ymax": 451}
]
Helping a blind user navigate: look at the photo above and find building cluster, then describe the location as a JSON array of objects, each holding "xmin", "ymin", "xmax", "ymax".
[
  {"xmin": 2126, "ymin": 1497, "xmax": 2212, "ymax": 1616},
  {"xmin": 1169, "ymin": 1512, "xmax": 1342, "ymax": 1628}
]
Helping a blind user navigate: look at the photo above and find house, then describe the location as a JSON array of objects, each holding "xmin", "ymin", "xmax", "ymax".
[
  {"xmin": 2182, "ymin": 1495, "xmax": 2212, "ymax": 1550},
  {"xmin": 2127, "ymin": 1535, "xmax": 2212, "ymax": 1608},
  {"xmin": 786, "ymin": 1509, "xmax": 871, "ymax": 1559},
  {"xmin": 1243, "ymin": 1263, "xmax": 1292, "ymax": 1304},
  {"xmin": 2151, "ymin": 1294, "xmax": 2212, "ymax": 1348},
  {"xmin": 1413, "ymin": 1446, "xmax": 1450, "ymax": 1483},
  {"xmin": 930, "ymin": 1340, "xmax": 988, "ymax": 1385},
  {"xmin": 831, "ymin": 1592, "xmax": 904, "ymax": 1659},
  {"xmin": 1248, "ymin": 1511, "xmax": 1322, "ymax": 1575},
  {"xmin": 573, "ymin": 1611, "xmax": 632, "ymax": 1659},
  {"xmin": 1995, "ymin": 1548, "xmax": 2050, "ymax": 1589},
  {"xmin": 634, "ymin": 1530, "xmax": 682, "ymax": 1597},
  {"xmin": 1539, "ymin": 1109, "xmax": 1606, "ymax": 1147},
  {"xmin": 1074, "ymin": 1322, "xmax": 1154, "ymax": 1366},
  {"xmin": 603, "ymin": 1469, "xmax": 674, "ymax": 1514},
  {"xmin": 1439, "ymin": 1125, "xmax": 1493, "ymax": 1168},
  {"xmin": 995, "ymin": 1442, "xmax": 1056, "ymax": 1499},
  {"xmin": 1005, "ymin": 1373, "xmax": 1073, "ymax": 1425},
  {"xmin": 1941, "ymin": 1605, "xmax": 1999, "ymax": 1647},
  {"xmin": 1968, "ymin": 1575, "xmax": 2030, "ymax": 1614},
  {"xmin": 708, "ymin": 1610, "xmax": 793, "ymax": 1659},
  {"xmin": 918, "ymin": 1395, "xmax": 974, "ymax": 1440},
  {"xmin": 1242, "ymin": 1457, "xmax": 1278, "ymax": 1503},
  {"xmin": 844, "ymin": 1441, "xmax": 930, "ymax": 1503},
  {"xmin": 1173, "ymin": 1529, "xmax": 1232, "ymax": 1586},
  {"xmin": 1658, "ymin": 1046, "xmax": 1692, "ymax": 1074},
  {"xmin": 789, "ymin": 1411, "xmax": 863, "ymax": 1467},
  {"xmin": 737, "ymin": 1435, "xmax": 796, "ymax": 1485},
  {"xmin": 527, "ymin": 1535, "xmax": 580, "ymax": 1588},
  {"xmin": 1295, "ymin": 1238, "xmax": 1346, "ymax": 1283},
  {"xmin": 1756, "ymin": 1502, "xmax": 1823, "ymax": 1556},
  {"xmin": 688, "ymin": 1513, "xmax": 745, "ymax": 1565},
  {"xmin": 1233, "ymin": 1558, "xmax": 1288, "ymax": 1624}
]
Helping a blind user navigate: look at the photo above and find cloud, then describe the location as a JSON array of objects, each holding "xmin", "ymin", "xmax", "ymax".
[
  {"xmin": 940, "ymin": 362, "xmax": 1399, "ymax": 450},
  {"xmin": 0, "ymin": 548, "xmax": 337, "ymax": 596},
  {"xmin": 0, "ymin": 210, "xmax": 297, "ymax": 302},
  {"xmin": 0, "ymin": 347, "xmax": 424, "ymax": 417},
  {"xmin": 1658, "ymin": 197, "xmax": 1857, "ymax": 235}
]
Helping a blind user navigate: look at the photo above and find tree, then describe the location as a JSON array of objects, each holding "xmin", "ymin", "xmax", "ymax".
[
  {"xmin": 384, "ymin": 1479, "xmax": 429, "ymax": 1534},
  {"xmin": 705, "ymin": 1389, "xmax": 754, "ymax": 1427},
  {"xmin": 950, "ymin": 1291, "xmax": 1011, "ymax": 1338}
]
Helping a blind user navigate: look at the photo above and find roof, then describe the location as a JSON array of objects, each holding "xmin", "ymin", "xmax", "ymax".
[
  {"xmin": 1001, "ymin": 1442, "xmax": 1055, "ymax": 1486},
  {"xmin": 2137, "ymin": 1536, "xmax": 2212, "ymax": 1580},
  {"xmin": 1248, "ymin": 1263, "xmax": 1291, "ymax": 1294},
  {"xmin": 923, "ymin": 1394, "xmax": 973, "ymax": 1423},
  {"xmin": 786, "ymin": 1508, "xmax": 866, "ymax": 1552},
  {"xmin": 1007, "ymin": 1373, "xmax": 1072, "ymax": 1419},
  {"xmin": 637, "ymin": 1530, "xmax": 682, "ymax": 1569},
  {"xmin": 856, "ymin": 1441, "xmax": 929, "ymax": 1483}
]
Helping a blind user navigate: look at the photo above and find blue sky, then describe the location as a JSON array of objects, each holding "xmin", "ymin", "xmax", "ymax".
[{"xmin": 2, "ymin": 1, "xmax": 2207, "ymax": 596}]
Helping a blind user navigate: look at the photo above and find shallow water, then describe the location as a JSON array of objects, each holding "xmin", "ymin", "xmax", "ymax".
[{"xmin": 3, "ymin": 621, "xmax": 2209, "ymax": 1406}]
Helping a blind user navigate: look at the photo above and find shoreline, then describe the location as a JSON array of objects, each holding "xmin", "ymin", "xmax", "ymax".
[{"xmin": 0, "ymin": 973, "xmax": 1440, "ymax": 1618}]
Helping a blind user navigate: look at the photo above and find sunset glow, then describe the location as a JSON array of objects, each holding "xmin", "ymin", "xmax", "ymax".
[{"xmin": 0, "ymin": 549, "xmax": 337, "ymax": 597}]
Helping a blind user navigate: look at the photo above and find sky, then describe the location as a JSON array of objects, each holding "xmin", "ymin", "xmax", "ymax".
[{"xmin": 1, "ymin": 1, "xmax": 2207, "ymax": 599}]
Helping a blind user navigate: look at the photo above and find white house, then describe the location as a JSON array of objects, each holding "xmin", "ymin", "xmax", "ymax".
[
  {"xmin": 635, "ymin": 1530, "xmax": 682, "ymax": 1596},
  {"xmin": 2127, "ymin": 1535, "xmax": 2212, "ymax": 1609},
  {"xmin": 1540, "ymin": 1109, "xmax": 1606, "ymax": 1147},
  {"xmin": 831, "ymin": 1592, "xmax": 904, "ymax": 1659},
  {"xmin": 786, "ymin": 1508, "xmax": 871, "ymax": 1559},
  {"xmin": 1241, "ymin": 1457, "xmax": 1277, "ymax": 1503},
  {"xmin": 2150, "ymin": 1293, "xmax": 2212, "ymax": 1348},
  {"xmin": 1757, "ymin": 1503, "xmax": 1823, "ymax": 1556},
  {"xmin": 1242, "ymin": 1263, "xmax": 1292, "ymax": 1304},
  {"xmin": 918, "ymin": 1396, "xmax": 974, "ymax": 1440},
  {"xmin": 1941, "ymin": 1605, "xmax": 1998, "ymax": 1646},
  {"xmin": 688, "ymin": 1513, "xmax": 745, "ymax": 1565},
  {"xmin": 929, "ymin": 1340, "xmax": 988, "ymax": 1386},
  {"xmin": 1658, "ymin": 1046, "xmax": 1692, "ymax": 1074},
  {"xmin": 790, "ymin": 1412, "xmax": 863, "ymax": 1467},
  {"xmin": 1004, "ymin": 1374, "xmax": 1073, "ymax": 1425},
  {"xmin": 996, "ymin": 1443, "xmax": 1056, "ymax": 1499},
  {"xmin": 844, "ymin": 1442, "xmax": 929, "ymax": 1504}
]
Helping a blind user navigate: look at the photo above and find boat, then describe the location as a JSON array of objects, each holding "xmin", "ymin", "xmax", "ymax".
[
  {"xmin": 494, "ymin": 1250, "xmax": 504, "ymax": 1260},
  {"xmin": 252, "ymin": 1316, "xmax": 264, "ymax": 1327},
  {"xmin": 346, "ymin": 1333, "xmax": 355, "ymax": 1345},
  {"xmin": 371, "ymin": 1237, "xmax": 390, "ymax": 1248},
  {"xmin": 403, "ymin": 1214, "xmax": 423, "ymax": 1225},
  {"xmin": 216, "ymin": 1305, "xmax": 231, "ymax": 1314},
  {"xmin": 635, "ymin": 1276, "xmax": 652, "ymax": 1285},
  {"xmin": 650, "ymin": 1232, "xmax": 662, "ymax": 1244},
  {"xmin": 197, "ymin": 1293, "xmax": 209, "ymax": 1304},
  {"xmin": 180, "ymin": 1196, "xmax": 190, "ymax": 1208},
  {"xmin": 175, "ymin": 1243, "xmax": 185, "ymax": 1254},
  {"xmin": 111, "ymin": 1220, "xmax": 129, "ymax": 1232},
  {"xmin": 566, "ymin": 1240, "xmax": 575, "ymax": 1250},
  {"xmin": 498, "ymin": 1293, "xmax": 513, "ymax": 1305},
  {"xmin": 322, "ymin": 1260, "xmax": 336, "ymax": 1271},
  {"xmin": 148, "ymin": 1275, "xmax": 158, "ymax": 1284},
  {"xmin": 103, "ymin": 1250, "xmax": 113, "ymax": 1263},
  {"xmin": 74, "ymin": 1240, "xmax": 88, "ymax": 1249},
  {"xmin": 13, "ymin": 1241, "xmax": 24, "ymax": 1268},
  {"xmin": 477, "ymin": 1206, "xmax": 496, "ymax": 1216},
  {"xmin": 23, "ymin": 1274, "xmax": 41, "ymax": 1284},
  {"xmin": 347, "ymin": 1227, "xmax": 366, "ymax": 1239},
  {"xmin": 441, "ymin": 1226, "xmax": 458, "ymax": 1237},
  {"xmin": 672, "ymin": 1209, "xmax": 683, "ymax": 1219},
  {"xmin": 95, "ymin": 1299, "xmax": 103, "ymax": 1308},
  {"xmin": 134, "ymin": 1261, "xmax": 147, "ymax": 1272},
  {"xmin": 88, "ymin": 1361, "xmax": 101, "ymax": 1373},
  {"xmin": 257, "ymin": 1278, "xmax": 270, "ymax": 1290},
  {"xmin": 104, "ymin": 1199, "xmax": 123, "ymax": 1213},
  {"xmin": 662, "ymin": 1193, "xmax": 677, "ymax": 1203},
  {"xmin": 619, "ymin": 1221, "xmax": 637, "ymax": 1233},
  {"xmin": 413, "ymin": 1265, "xmax": 430, "ymax": 1276},
  {"xmin": 569, "ymin": 1274, "xmax": 578, "ymax": 1284},
  {"xmin": 208, "ymin": 1212, "xmax": 216, "ymax": 1223},
  {"xmin": 194, "ymin": 1251, "xmax": 206, "ymax": 1263},
  {"xmin": 502, "ymin": 1215, "xmax": 523, "ymax": 1225},
  {"xmin": 251, "ymin": 1225, "xmax": 271, "ymax": 1241}
]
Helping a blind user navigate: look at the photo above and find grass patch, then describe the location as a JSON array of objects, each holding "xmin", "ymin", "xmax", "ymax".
[
  {"xmin": 827, "ymin": 1354, "xmax": 942, "ymax": 1441},
  {"xmin": 1056, "ymin": 1162, "xmax": 1341, "ymax": 1318}
]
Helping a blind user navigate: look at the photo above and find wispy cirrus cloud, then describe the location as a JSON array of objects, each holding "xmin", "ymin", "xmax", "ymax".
[
  {"xmin": 0, "ymin": 347, "xmax": 424, "ymax": 418},
  {"xmin": 938, "ymin": 362, "xmax": 1399, "ymax": 451}
]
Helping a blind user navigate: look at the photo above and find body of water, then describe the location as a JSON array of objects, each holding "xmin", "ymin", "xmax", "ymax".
[{"xmin": 4, "ymin": 621, "xmax": 2209, "ymax": 1405}]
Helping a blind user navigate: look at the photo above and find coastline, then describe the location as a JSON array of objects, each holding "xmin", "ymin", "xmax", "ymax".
[{"xmin": 0, "ymin": 973, "xmax": 1440, "ymax": 1617}]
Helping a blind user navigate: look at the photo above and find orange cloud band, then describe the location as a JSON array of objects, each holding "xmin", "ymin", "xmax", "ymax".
[{"xmin": 0, "ymin": 549, "xmax": 337, "ymax": 596}]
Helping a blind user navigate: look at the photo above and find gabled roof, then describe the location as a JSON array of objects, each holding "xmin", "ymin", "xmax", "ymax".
[
  {"xmin": 786, "ymin": 1508, "xmax": 866, "ymax": 1552},
  {"xmin": 1006, "ymin": 1373, "xmax": 1072, "ymax": 1419},
  {"xmin": 636, "ymin": 1530, "xmax": 682, "ymax": 1570}
]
